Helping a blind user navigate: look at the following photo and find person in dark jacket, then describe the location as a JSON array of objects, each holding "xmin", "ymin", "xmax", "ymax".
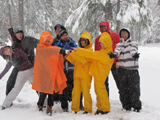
[
  {"xmin": 2, "ymin": 21, "xmax": 39, "ymax": 96},
  {"xmin": 95, "ymin": 21, "xmax": 120, "ymax": 97},
  {"xmin": 0, "ymin": 44, "xmax": 34, "ymax": 109},
  {"xmin": 52, "ymin": 24, "xmax": 66, "ymax": 102},
  {"xmin": 108, "ymin": 28, "xmax": 141, "ymax": 112},
  {"xmin": 52, "ymin": 24, "xmax": 66, "ymax": 46},
  {"xmin": 54, "ymin": 29, "xmax": 79, "ymax": 112}
]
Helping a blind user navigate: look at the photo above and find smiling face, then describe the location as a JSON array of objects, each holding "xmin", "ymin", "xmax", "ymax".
[
  {"xmin": 121, "ymin": 31, "xmax": 129, "ymax": 41},
  {"xmin": 3, "ymin": 47, "xmax": 12, "ymax": 56},
  {"xmin": 45, "ymin": 39, "xmax": 51, "ymax": 45},
  {"xmin": 61, "ymin": 33, "xmax": 69, "ymax": 41},
  {"xmin": 16, "ymin": 32, "xmax": 23, "ymax": 40},
  {"xmin": 100, "ymin": 25, "xmax": 108, "ymax": 33},
  {"xmin": 80, "ymin": 39, "xmax": 86, "ymax": 47}
]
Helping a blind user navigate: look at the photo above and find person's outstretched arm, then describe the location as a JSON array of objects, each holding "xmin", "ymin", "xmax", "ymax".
[{"xmin": 0, "ymin": 62, "xmax": 12, "ymax": 80}]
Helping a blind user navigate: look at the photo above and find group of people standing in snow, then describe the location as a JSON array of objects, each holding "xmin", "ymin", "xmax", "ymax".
[{"xmin": 0, "ymin": 20, "xmax": 142, "ymax": 116}]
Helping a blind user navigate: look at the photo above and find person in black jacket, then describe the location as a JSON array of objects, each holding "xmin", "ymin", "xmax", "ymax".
[
  {"xmin": 3, "ymin": 21, "xmax": 39, "ymax": 96},
  {"xmin": 52, "ymin": 24, "xmax": 66, "ymax": 46}
]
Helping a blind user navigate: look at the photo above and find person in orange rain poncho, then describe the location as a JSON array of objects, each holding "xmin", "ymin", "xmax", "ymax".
[
  {"xmin": 71, "ymin": 32, "xmax": 114, "ymax": 115},
  {"xmin": 32, "ymin": 31, "xmax": 68, "ymax": 116},
  {"xmin": 67, "ymin": 31, "xmax": 93, "ymax": 114}
]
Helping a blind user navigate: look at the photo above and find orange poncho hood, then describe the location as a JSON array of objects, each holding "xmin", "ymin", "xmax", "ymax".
[{"xmin": 32, "ymin": 31, "xmax": 67, "ymax": 94}]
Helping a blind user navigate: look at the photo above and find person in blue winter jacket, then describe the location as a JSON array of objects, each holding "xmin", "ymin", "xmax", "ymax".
[{"xmin": 54, "ymin": 29, "xmax": 81, "ymax": 112}]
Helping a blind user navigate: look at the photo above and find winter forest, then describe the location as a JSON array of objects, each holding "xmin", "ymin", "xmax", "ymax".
[{"xmin": 0, "ymin": 0, "xmax": 160, "ymax": 45}]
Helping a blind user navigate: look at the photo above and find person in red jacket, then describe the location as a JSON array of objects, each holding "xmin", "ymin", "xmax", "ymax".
[{"xmin": 95, "ymin": 21, "xmax": 120, "ymax": 96}]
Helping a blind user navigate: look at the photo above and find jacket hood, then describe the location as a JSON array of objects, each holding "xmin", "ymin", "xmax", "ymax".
[
  {"xmin": 119, "ymin": 28, "xmax": 131, "ymax": 40},
  {"xmin": 0, "ymin": 46, "xmax": 12, "ymax": 60},
  {"xmin": 99, "ymin": 21, "xmax": 110, "ymax": 34},
  {"xmin": 14, "ymin": 26, "xmax": 24, "ymax": 34},
  {"xmin": 39, "ymin": 31, "xmax": 54, "ymax": 47},
  {"xmin": 99, "ymin": 32, "xmax": 112, "ymax": 49},
  {"xmin": 54, "ymin": 24, "xmax": 66, "ymax": 31},
  {"xmin": 78, "ymin": 31, "xmax": 92, "ymax": 48}
]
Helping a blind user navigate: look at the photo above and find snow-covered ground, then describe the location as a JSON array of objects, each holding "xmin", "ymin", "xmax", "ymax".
[{"xmin": 0, "ymin": 43, "xmax": 160, "ymax": 120}]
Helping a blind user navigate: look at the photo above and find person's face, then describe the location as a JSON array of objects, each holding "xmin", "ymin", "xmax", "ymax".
[
  {"xmin": 56, "ymin": 26, "xmax": 62, "ymax": 36},
  {"xmin": 16, "ymin": 32, "xmax": 23, "ymax": 40},
  {"xmin": 121, "ymin": 31, "xmax": 129, "ymax": 40},
  {"xmin": 4, "ymin": 47, "xmax": 12, "ymax": 56},
  {"xmin": 100, "ymin": 25, "xmax": 108, "ymax": 33},
  {"xmin": 100, "ymin": 42, "xmax": 105, "ymax": 48},
  {"xmin": 45, "ymin": 39, "xmax": 51, "ymax": 45},
  {"xmin": 80, "ymin": 40, "xmax": 86, "ymax": 47},
  {"xmin": 61, "ymin": 33, "xmax": 68, "ymax": 41}
]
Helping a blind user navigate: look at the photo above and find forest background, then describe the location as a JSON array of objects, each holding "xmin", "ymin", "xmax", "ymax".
[{"xmin": 0, "ymin": 0, "xmax": 160, "ymax": 45}]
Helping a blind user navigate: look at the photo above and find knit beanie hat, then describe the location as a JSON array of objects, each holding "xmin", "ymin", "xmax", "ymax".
[{"xmin": 59, "ymin": 30, "xmax": 68, "ymax": 38}]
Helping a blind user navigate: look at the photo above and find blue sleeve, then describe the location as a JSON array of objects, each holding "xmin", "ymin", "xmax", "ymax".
[
  {"xmin": 53, "ymin": 40, "xmax": 60, "ymax": 47},
  {"xmin": 70, "ymin": 41, "xmax": 78, "ymax": 48}
]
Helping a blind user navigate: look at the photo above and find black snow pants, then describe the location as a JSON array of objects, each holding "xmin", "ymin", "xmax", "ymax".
[
  {"xmin": 58, "ymin": 71, "xmax": 74, "ymax": 110},
  {"xmin": 105, "ymin": 63, "xmax": 119, "ymax": 98},
  {"xmin": 6, "ymin": 67, "xmax": 19, "ymax": 95},
  {"xmin": 37, "ymin": 92, "xmax": 54, "ymax": 107},
  {"xmin": 117, "ymin": 67, "xmax": 142, "ymax": 110}
]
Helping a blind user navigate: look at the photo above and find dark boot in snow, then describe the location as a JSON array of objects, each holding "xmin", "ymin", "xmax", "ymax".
[
  {"xmin": 63, "ymin": 108, "xmax": 69, "ymax": 112},
  {"xmin": 95, "ymin": 110, "xmax": 109, "ymax": 115},
  {"xmin": 125, "ymin": 107, "xmax": 131, "ymax": 111},
  {"xmin": 38, "ymin": 105, "xmax": 43, "ymax": 111},
  {"xmin": 46, "ymin": 106, "xmax": 52, "ymax": 116},
  {"xmin": 1, "ymin": 106, "xmax": 5, "ymax": 110},
  {"xmin": 101, "ymin": 111, "xmax": 109, "ymax": 114},
  {"xmin": 94, "ymin": 110, "xmax": 101, "ymax": 115},
  {"xmin": 83, "ymin": 111, "xmax": 88, "ymax": 114},
  {"xmin": 133, "ymin": 108, "xmax": 141, "ymax": 112}
]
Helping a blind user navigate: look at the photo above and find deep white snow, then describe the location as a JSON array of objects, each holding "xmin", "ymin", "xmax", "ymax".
[{"xmin": 0, "ymin": 43, "xmax": 160, "ymax": 120}]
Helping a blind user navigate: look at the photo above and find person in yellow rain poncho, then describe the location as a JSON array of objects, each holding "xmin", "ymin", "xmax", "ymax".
[
  {"xmin": 71, "ymin": 32, "xmax": 114, "ymax": 115},
  {"xmin": 67, "ymin": 31, "xmax": 93, "ymax": 114},
  {"xmin": 32, "ymin": 31, "xmax": 68, "ymax": 116}
]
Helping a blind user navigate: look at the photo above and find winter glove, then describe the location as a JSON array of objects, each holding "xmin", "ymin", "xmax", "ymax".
[
  {"xmin": 132, "ymin": 53, "xmax": 140, "ymax": 59},
  {"xmin": 108, "ymin": 52, "xmax": 117, "ymax": 59}
]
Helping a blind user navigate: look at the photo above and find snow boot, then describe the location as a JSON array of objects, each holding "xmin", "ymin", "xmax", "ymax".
[
  {"xmin": 95, "ymin": 110, "xmax": 109, "ymax": 115},
  {"xmin": 63, "ymin": 108, "xmax": 69, "ymax": 112},
  {"xmin": 94, "ymin": 110, "xmax": 101, "ymax": 115},
  {"xmin": 133, "ymin": 108, "xmax": 141, "ymax": 112},
  {"xmin": 38, "ymin": 105, "xmax": 43, "ymax": 111},
  {"xmin": 1, "ymin": 106, "xmax": 5, "ymax": 110},
  {"xmin": 83, "ymin": 111, "xmax": 88, "ymax": 114},
  {"xmin": 46, "ymin": 106, "xmax": 52, "ymax": 116},
  {"xmin": 101, "ymin": 111, "xmax": 109, "ymax": 114}
]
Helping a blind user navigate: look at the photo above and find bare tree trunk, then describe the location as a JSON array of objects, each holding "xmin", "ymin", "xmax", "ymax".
[
  {"xmin": 46, "ymin": 0, "xmax": 55, "ymax": 36},
  {"xmin": 19, "ymin": 0, "xmax": 24, "ymax": 29},
  {"xmin": 138, "ymin": 23, "xmax": 141, "ymax": 42},
  {"xmin": 116, "ymin": 0, "xmax": 120, "ymax": 33},
  {"xmin": 104, "ymin": 0, "xmax": 113, "ymax": 21},
  {"xmin": 8, "ymin": 1, "xmax": 12, "ymax": 27},
  {"xmin": 130, "ymin": 26, "xmax": 134, "ymax": 40}
]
